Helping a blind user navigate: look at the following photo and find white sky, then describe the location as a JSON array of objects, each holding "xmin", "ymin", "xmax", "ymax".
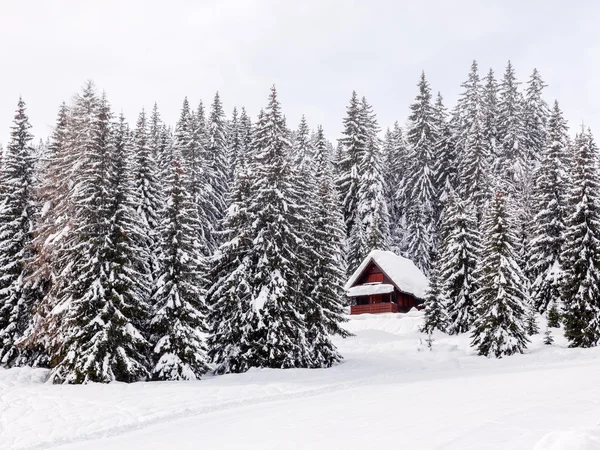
[{"xmin": 0, "ymin": 0, "xmax": 598, "ymax": 143}]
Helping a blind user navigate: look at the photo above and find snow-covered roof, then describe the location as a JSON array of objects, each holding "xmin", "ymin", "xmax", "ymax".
[
  {"xmin": 346, "ymin": 283, "xmax": 394, "ymax": 297},
  {"xmin": 344, "ymin": 250, "xmax": 429, "ymax": 298}
]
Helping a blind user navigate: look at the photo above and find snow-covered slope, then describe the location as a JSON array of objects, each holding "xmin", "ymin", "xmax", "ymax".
[{"xmin": 2, "ymin": 311, "xmax": 600, "ymax": 450}]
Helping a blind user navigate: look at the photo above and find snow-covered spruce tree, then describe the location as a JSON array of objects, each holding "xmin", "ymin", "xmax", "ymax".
[
  {"xmin": 149, "ymin": 103, "xmax": 171, "ymax": 186},
  {"xmin": 131, "ymin": 110, "xmax": 163, "ymax": 282},
  {"xmin": 303, "ymin": 124, "xmax": 349, "ymax": 367},
  {"xmin": 471, "ymin": 191, "xmax": 529, "ymax": 358},
  {"xmin": 457, "ymin": 108, "xmax": 491, "ymax": 223},
  {"xmin": 207, "ymin": 141, "xmax": 261, "ymax": 374},
  {"xmin": 496, "ymin": 61, "xmax": 525, "ymax": 184},
  {"xmin": 227, "ymin": 107, "xmax": 243, "ymax": 178},
  {"xmin": 404, "ymin": 72, "xmax": 438, "ymax": 274},
  {"xmin": 525, "ymin": 303, "xmax": 539, "ymax": 336},
  {"xmin": 246, "ymin": 86, "xmax": 309, "ymax": 368},
  {"xmin": 22, "ymin": 102, "xmax": 73, "ymax": 367},
  {"xmin": 51, "ymin": 92, "xmax": 151, "ymax": 383},
  {"xmin": 433, "ymin": 93, "xmax": 457, "ymax": 209},
  {"xmin": 292, "ymin": 115, "xmax": 313, "ymax": 171},
  {"xmin": 421, "ymin": 262, "xmax": 448, "ymax": 334},
  {"xmin": 173, "ymin": 98, "xmax": 212, "ymax": 257},
  {"xmin": 560, "ymin": 129, "xmax": 600, "ymax": 348},
  {"xmin": 382, "ymin": 122, "xmax": 408, "ymax": 254},
  {"xmin": 522, "ymin": 69, "xmax": 549, "ymax": 166},
  {"xmin": 151, "ymin": 143, "xmax": 209, "ymax": 380},
  {"xmin": 204, "ymin": 92, "xmax": 230, "ymax": 252},
  {"xmin": 0, "ymin": 98, "xmax": 38, "ymax": 367},
  {"xmin": 529, "ymin": 101, "xmax": 570, "ymax": 312},
  {"xmin": 439, "ymin": 191, "xmax": 480, "ymax": 334},
  {"xmin": 337, "ymin": 91, "xmax": 367, "ymax": 253},
  {"xmin": 547, "ymin": 299, "xmax": 561, "ymax": 328},
  {"xmin": 357, "ymin": 97, "xmax": 390, "ymax": 257},
  {"xmin": 453, "ymin": 60, "xmax": 482, "ymax": 160},
  {"xmin": 482, "ymin": 68, "xmax": 499, "ymax": 169}
]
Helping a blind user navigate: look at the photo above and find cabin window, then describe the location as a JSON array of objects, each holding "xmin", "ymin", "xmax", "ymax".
[{"xmin": 367, "ymin": 273, "xmax": 384, "ymax": 283}]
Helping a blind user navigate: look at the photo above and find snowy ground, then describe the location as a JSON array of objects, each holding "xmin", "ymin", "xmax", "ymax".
[{"xmin": 2, "ymin": 311, "xmax": 600, "ymax": 450}]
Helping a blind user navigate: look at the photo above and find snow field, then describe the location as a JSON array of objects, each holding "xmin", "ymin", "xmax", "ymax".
[{"xmin": 1, "ymin": 311, "xmax": 600, "ymax": 449}]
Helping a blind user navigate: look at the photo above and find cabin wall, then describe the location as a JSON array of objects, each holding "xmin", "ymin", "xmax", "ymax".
[{"xmin": 357, "ymin": 263, "xmax": 395, "ymax": 287}]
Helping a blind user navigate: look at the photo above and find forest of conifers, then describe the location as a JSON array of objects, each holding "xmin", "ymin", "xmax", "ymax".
[{"xmin": 0, "ymin": 60, "xmax": 597, "ymax": 384}]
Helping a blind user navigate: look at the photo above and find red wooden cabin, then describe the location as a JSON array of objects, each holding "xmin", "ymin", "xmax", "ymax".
[{"xmin": 345, "ymin": 250, "xmax": 428, "ymax": 315}]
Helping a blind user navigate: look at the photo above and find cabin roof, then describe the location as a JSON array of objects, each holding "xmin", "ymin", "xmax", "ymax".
[
  {"xmin": 346, "ymin": 283, "xmax": 395, "ymax": 297},
  {"xmin": 344, "ymin": 250, "xmax": 429, "ymax": 298}
]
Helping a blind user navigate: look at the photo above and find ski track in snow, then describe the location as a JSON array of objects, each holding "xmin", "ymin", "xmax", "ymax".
[{"xmin": 2, "ymin": 311, "xmax": 600, "ymax": 450}]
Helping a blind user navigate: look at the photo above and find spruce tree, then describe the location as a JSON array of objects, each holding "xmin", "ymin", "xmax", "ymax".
[
  {"xmin": 50, "ymin": 92, "xmax": 151, "ymax": 383},
  {"xmin": 207, "ymin": 142, "xmax": 261, "ymax": 374},
  {"xmin": 131, "ymin": 110, "xmax": 163, "ymax": 282},
  {"xmin": 454, "ymin": 60, "xmax": 482, "ymax": 160},
  {"xmin": 23, "ymin": 102, "xmax": 73, "ymax": 367},
  {"xmin": 151, "ymin": 142, "xmax": 209, "ymax": 380},
  {"xmin": 205, "ymin": 92, "xmax": 230, "ymax": 252},
  {"xmin": 439, "ymin": 191, "xmax": 480, "ymax": 334},
  {"xmin": 382, "ymin": 123, "xmax": 407, "ymax": 254},
  {"xmin": 246, "ymin": 86, "xmax": 309, "ymax": 368},
  {"xmin": 547, "ymin": 299, "xmax": 561, "ymax": 328},
  {"xmin": 337, "ymin": 91, "xmax": 366, "ymax": 250},
  {"xmin": 496, "ymin": 61, "xmax": 525, "ymax": 184},
  {"xmin": 404, "ymin": 72, "xmax": 438, "ymax": 274},
  {"xmin": 421, "ymin": 263, "xmax": 448, "ymax": 334},
  {"xmin": 482, "ymin": 68, "xmax": 499, "ymax": 168},
  {"xmin": 357, "ymin": 99, "xmax": 390, "ymax": 256},
  {"xmin": 560, "ymin": 129, "xmax": 600, "ymax": 348},
  {"xmin": 522, "ymin": 69, "xmax": 549, "ymax": 165},
  {"xmin": 304, "ymin": 124, "xmax": 349, "ymax": 367},
  {"xmin": 529, "ymin": 101, "xmax": 569, "ymax": 312},
  {"xmin": 456, "ymin": 107, "xmax": 491, "ymax": 222},
  {"xmin": 0, "ymin": 98, "xmax": 37, "ymax": 367},
  {"xmin": 471, "ymin": 191, "xmax": 529, "ymax": 357},
  {"xmin": 433, "ymin": 93, "xmax": 457, "ymax": 208}
]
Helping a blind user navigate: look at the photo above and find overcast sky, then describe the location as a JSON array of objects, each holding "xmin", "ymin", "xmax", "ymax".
[{"xmin": 1, "ymin": 0, "xmax": 598, "ymax": 144}]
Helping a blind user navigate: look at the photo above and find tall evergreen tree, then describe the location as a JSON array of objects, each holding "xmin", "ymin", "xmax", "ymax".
[
  {"xmin": 246, "ymin": 86, "xmax": 309, "ymax": 368},
  {"xmin": 0, "ymin": 98, "xmax": 37, "ymax": 366},
  {"xmin": 560, "ymin": 129, "xmax": 600, "ymax": 348},
  {"xmin": 522, "ymin": 69, "xmax": 549, "ymax": 165},
  {"xmin": 304, "ymin": 124, "xmax": 349, "ymax": 367},
  {"xmin": 356, "ymin": 98, "xmax": 390, "ymax": 257},
  {"xmin": 151, "ymin": 142, "xmax": 209, "ymax": 380},
  {"xmin": 496, "ymin": 61, "xmax": 525, "ymax": 183},
  {"xmin": 205, "ymin": 92, "xmax": 230, "ymax": 252},
  {"xmin": 471, "ymin": 191, "xmax": 529, "ymax": 357},
  {"xmin": 433, "ymin": 93, "xmax": 457, "ymax": 208},
  {"xmin": 23, "ymin": 102, "xmax": 73, "ymax": 367},
  {"xmin": 382, "ymin": 123, "xmax": 407, "ymax": 254},
  {"xmin": 404, "ymin": 72, "xmax": 438, "ymax": 274},
  {"xmin": 529, "ymin": 101, "xmax": 570, "ymax": 312},
  {"xmin": 421, "ymin": 262, "xmax": 448, "ymax": 334},
  {"xmin": 482, "ymin": 68, "xmax": 499, "ymax": 170},
  {"xmin": 439, "ymin": 192, "xmax": 480, "ymax": 334},
  {"xmin": 207, "ymin": 140, "xmax": 260, "ymax": 374},
  {"xmin": 50, "ymin": 91, "xmax": 151, "ymax": 383},
  {"xmin": 131, "ymin": 110, "xmax": 163, "ymax": 282},
  {"xmin": 457, "ymin": 109, "xmax": 491, "ymax": 222},
  {"xmin": 337, "ymin": 91, "xmax": 367, "ymax": 246}
]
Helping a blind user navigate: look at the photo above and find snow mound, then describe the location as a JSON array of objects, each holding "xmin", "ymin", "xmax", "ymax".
[
  {"xmin": 344, "ymin": 249, "xmax": 429, "ymax": 298},
  {"xmin": 534, "ymin": 428, "xmax": 600, "ymax": 450}
]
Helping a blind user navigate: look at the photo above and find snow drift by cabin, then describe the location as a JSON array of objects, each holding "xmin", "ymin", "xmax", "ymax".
[{"xmin": 345, "ymin": 250, "xmax": 429, "ymax": 315}]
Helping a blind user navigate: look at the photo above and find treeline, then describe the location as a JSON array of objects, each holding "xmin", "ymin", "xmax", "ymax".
[
  {"xmin": 0, "ymin": 84, "xmax": 347, "ymax": 383},
  {"xmin": 0, "ymin": 58, "xmax": 598, "ymax": 383}
]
